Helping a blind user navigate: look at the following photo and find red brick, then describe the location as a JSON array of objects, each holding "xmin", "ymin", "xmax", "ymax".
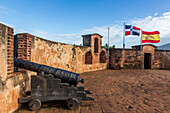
[{"xmin": 91, "ymin": 107, "xmax": 102, "ymax": 113}]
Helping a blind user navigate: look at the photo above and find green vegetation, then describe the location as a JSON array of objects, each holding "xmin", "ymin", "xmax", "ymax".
[{"xmin": 102, "ymin": 43, "xmax": 116, "ymax": 49}]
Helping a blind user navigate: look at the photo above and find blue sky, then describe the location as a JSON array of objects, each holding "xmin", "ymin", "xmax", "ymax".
[{"xmin": 0, "ymin": 0, "xmax": 170, "ymax": 48}]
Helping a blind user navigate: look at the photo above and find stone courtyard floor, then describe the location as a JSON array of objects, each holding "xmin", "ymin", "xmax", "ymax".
[{"xmin": 15, "ymin": 69, "xmax": 170, "ymax": 113}]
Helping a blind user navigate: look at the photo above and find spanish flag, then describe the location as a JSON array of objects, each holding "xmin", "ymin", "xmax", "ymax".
[{"xmin": 142, "ymin": 31, "xmax": 160, "ymax": 43}]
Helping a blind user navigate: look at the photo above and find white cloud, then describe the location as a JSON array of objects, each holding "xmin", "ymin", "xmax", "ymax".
[
  {"xmin": 17, "ymin": 11, "xmax": 170, "ymax": 48},
  {"xmin": 154, "ymin": 12, "xmax": 158, "ymax": 16},
  {"xmin": 0, "ymin": 6, "xmax": 9, "ymax": 15},
  {"xmin": 163, "ymin": 12, "xmax": 170, "ymax": 16},
  {"xmin": 30, "ymin": 29, "xmax": 82, "ymax": 45},
  {"xmin": 128, "ymin": 12, "xmax": 170, "ymax": 47},
  {"xmin": 30, "ymin": 29, "xmax": 49, "ymax": 37},
  {"xmin": 84, "ymin": 11, "xmax": 170, "ymax": 48}
]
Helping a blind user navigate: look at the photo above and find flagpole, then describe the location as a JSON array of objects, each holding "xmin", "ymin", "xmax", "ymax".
[
  {"xmin": 140, "ymin": 29, "xmax": 143, "ymax": 56},
  {"xmin": 108, "ymin": 27, "xmax": 110, "ymax": 69},
  {"xmin": 123, "ymin": 23, "xmax": 125, "ymax": 55}
]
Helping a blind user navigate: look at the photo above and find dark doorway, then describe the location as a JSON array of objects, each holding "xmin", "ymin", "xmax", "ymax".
[
  {"xmin": 100, "ymin": 51, "xmax": 106, "ymax": 63},
  {"xmin": 144, "ymin": 53, "xmax": 151, "ymax": 69},
  {"xmin": 85, "ymin": 51, "xmax": 92, "ymax": 64}
]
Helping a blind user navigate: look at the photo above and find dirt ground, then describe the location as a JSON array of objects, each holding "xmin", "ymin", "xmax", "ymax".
[{"xmin": 16, "ymin": 69, "xmax": 170, "ymax": 113}]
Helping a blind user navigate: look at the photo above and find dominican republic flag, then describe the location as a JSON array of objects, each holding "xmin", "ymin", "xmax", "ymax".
[{"xmin": 125, "ymin": 25, "xmax": 141, "ymax": 36}]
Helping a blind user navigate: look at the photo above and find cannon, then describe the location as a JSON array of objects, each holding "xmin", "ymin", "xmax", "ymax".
[
  {"xmin": 14, "ymin": 58, "xmax": 84, "ymax": 86},
  {"xmin": 15, "ymin": 58, "xmax": 94, "ymax": 110}
]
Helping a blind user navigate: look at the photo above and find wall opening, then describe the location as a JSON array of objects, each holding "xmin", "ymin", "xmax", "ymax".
[
  {"xmin": 94, "ymin": 38, "xmax": 98, "ymax": 53},
  {"xmin": 85, "ymin": 51, "xmax": 92, "ymax": 64},
  {"xmin": 100, "ymin": 51, "xmax": 106, "ymax": 63},
  {"xmin": 144, "ymin": 53, "xmax": 151, "ymax": 69}
]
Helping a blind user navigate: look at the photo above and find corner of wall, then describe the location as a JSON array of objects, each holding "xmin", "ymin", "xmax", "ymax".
[{"xmin": 0, "ymin": 23, "xmax": 30, "ymax": 113}]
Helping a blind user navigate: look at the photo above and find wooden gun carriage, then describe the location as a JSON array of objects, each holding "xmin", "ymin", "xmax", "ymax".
[{"xmin": 15, "ymin": 58, "xmax": 94, "ymax": 110}]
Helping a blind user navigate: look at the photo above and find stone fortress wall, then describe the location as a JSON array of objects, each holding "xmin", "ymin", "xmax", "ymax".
[
  {"xmin": 109, "ymin": 45, "xmax": 170, "ymax": 70},
  {"xmin": 0, "ymin": 23, "xmax": 107, "ymax": 113},
  {"xmin": 14, "ymin": 33, "xmax": 107, "ymax": 73},
  {"xmin": 0, "ymin": 22, "xmax": 170, "ymax": 112}
]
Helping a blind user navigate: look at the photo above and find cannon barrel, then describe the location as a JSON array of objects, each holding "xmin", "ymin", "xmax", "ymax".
[{"xmin": 14, "ymin": 58, "xmax": 84, "ymax": 85}]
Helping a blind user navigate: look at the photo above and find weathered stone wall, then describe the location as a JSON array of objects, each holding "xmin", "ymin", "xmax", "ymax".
[
  {"xmin": 109, "ymin": 45, "xmax": 170, "ymax": 70},
  {"xmin": 0, "ymin": 23, "xmax": 30, "ymax": 113},
  {"xmin": 0, "ymin": 23, "xmax": 7, "ymax": 82},
  {"xmin": 109, "ymin": 49, "xmax": 123, "ymax": 69},
  {"xmin": 31, "ymin": 36, "xmax": 84, "ymax": 72},
  {"xmin": 154, "ymin": 50, "xmax": 170, "ymax": 69},
  {"xmin": 0, "ymin": 72, "xmax": 29, "ymax": 113},
  {"xmin": 109, "ymin": 49, "xmax": 142, "ymax": 69},
  {"xmin": 15, "ymin": 33, "xmax": 107, "ymax": 73},
  {"xmin": 162, "ymin": 51, "xmax": 170, "ymax": 69},
  {"xmin": 124, "ymin": 49, "xmax": 142, "ymax": 69}
]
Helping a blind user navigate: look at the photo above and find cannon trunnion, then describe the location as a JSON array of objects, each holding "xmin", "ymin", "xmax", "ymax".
[{"xmin": 15, "ymin": 59, "xmax": 94, "ymax": 110}]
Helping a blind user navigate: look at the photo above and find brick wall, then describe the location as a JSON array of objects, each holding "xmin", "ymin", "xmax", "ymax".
[
  {"xmin": 14, "ymin": 33, "xmax": 32, "ymax": 61},
  {"xmin": 14, "ymin": 33, "xmax": 32, "ymax": 72},
  {"xmin": 0, "ymin": 23, "xmax": 29, "ymax": 113},
  {"xmin": 7, "ymin": 27, "xmax": 14, "ymax": 77},
  {"xmin": 0, "ymin": 23, "xmax": 14, "ymax": 78}
]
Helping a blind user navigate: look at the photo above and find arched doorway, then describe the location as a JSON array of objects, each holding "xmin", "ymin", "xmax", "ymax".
[
  {"xmin": 94, "ymin": 38, "xmax": 98, "ymax": 53},
  {"xmin": 85, "ymin": 51, "xmax": 92, "ymax": 64},
  {"xmin": 100, "ymin": 51, "xmax": 106, "ymax": 63}
]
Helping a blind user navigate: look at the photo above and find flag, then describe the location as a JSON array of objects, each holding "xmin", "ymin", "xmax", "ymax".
[
  {"xmin": 125, "ymin": 25, "xmax": 141, "ymax": 36},
  {"xmin": 142, "ymin": 31, "xmax": 160, "ymax": 43}
]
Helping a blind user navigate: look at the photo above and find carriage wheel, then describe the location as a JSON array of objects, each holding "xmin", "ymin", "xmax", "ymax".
[
  {"xmin": 29, "ymin": 99, "xmax": 41, "ymax": 111},
  {"xmin": 67, "ymin": 98, "xmax": 79, "ymax": 110}
]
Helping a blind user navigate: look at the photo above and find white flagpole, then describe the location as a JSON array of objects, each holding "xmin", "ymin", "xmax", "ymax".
[
  {"xmin": 123, "ymin": 23, "xmax": 125, "ymax": 55},
  {"xmin": 108, "ymin": 27, "xmax": 110, "ymax": 68},
  {"xmin": 140, "ymin": 29, "xmax": 143, "ymax": 56}
]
